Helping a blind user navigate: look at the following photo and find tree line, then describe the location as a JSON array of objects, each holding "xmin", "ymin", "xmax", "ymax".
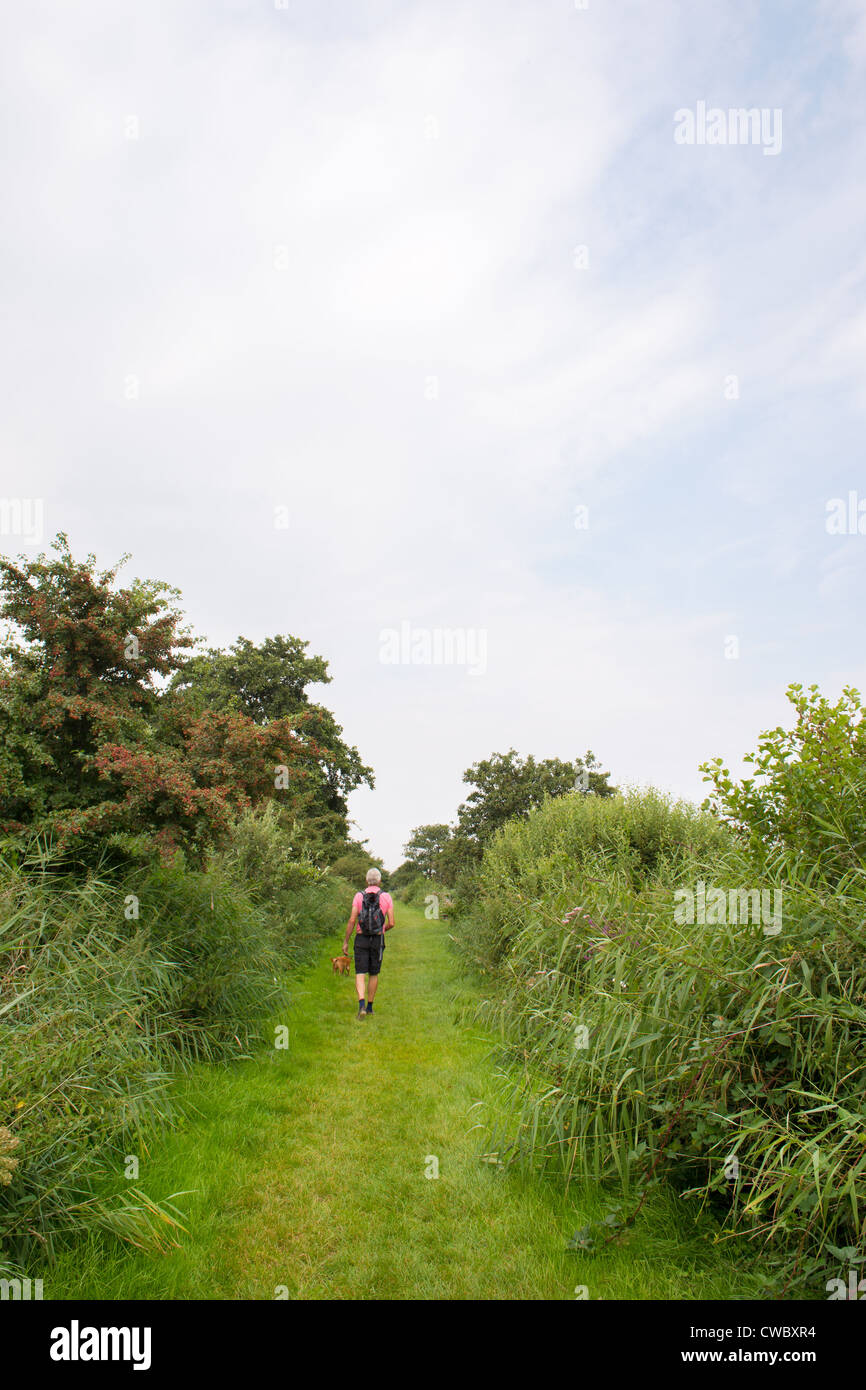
[{"xmin": 393, "ymin": 748, "xmax": 616, "ymax": 891}]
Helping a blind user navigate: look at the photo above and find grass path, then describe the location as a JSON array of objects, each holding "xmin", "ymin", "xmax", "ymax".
[{"xmin": 48, "ymin": 905, "xmax": 761, "ymax": 1300}]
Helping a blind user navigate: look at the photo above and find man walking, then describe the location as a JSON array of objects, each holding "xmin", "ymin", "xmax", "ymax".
[{"xmin": 343, "ymin": 868, "xmax": 394, "ymax": 1021}]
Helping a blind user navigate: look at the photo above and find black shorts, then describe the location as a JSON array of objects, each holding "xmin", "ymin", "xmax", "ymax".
[{"xmin": 353, "ymin": 933, "xmax": 385, "ymax": 975}]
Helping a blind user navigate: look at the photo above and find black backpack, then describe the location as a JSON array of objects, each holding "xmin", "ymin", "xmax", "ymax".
[{"xmin": 358, "ymin": 888, "xmax": 385, "ymax": 936}]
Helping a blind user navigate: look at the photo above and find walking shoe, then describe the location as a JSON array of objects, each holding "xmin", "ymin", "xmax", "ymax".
[{"xmin": 356, "ymin": 1004, "xmax": 366, "ymax": 1021}]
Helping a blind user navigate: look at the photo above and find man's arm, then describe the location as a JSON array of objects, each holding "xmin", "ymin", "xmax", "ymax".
[
  {"xmin": 343, "ymin": 903, "xmax": 358, "ymax": 953},
  {"xmin": 384, "ymin": 901, "xmax": 395, "ymax": 932}
]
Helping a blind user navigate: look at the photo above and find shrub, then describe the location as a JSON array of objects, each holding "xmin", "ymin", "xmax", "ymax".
[
  {"xmin": 130, "ymin": 857, "xmax": 288, "ymax": 1060},
  {"xmin": 397, "ymin": 875, "xmax": 453, "ymax": 915},
  {"xmin": 454, "ymin": 787, "xmax": 729, "ymax": 972},
  {"xmin": 329, "ymin": 850, "xmax": 382, "ymax": 885},
  {"xmin": 701, "ymin": 682, "xmax": 866, "ymax": 883},
  {"xmin": 220, "ymin": 804, "xmax": 323, "ymax": 901}
]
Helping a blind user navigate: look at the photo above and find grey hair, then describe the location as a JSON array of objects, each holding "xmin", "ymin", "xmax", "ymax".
[{"xmin": 366, "ymin": 867, "xmax": 382, "ymax": 885}]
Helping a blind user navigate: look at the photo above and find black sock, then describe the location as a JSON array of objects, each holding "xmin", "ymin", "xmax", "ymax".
[{"xmin": 366, "ymin": 1001, "xmax": 373, "ymax": 1011}]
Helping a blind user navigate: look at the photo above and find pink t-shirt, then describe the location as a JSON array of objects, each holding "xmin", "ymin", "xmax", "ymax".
[{"xmin": 351, "ymin": 886, "xmax": 393, "ymax": 933}]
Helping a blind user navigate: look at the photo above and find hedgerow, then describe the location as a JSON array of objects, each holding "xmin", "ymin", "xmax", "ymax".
[{"xmin": 452, "ymin": 763, "xmax": 866, "ymax": 1295}]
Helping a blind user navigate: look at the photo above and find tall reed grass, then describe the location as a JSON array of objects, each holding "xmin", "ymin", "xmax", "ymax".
[
  {"xmin": 0, "ymin": 831, "xmax": 348, "ymax": 1266},
  {"xmin": 453, "ymin": 789, "xmax": 866, "ymax": 1294}
]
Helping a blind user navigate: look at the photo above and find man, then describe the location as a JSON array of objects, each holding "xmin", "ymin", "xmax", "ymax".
[{"xmin": 343, "ymin": 867, "xmax": 394, "ymax": 1021}]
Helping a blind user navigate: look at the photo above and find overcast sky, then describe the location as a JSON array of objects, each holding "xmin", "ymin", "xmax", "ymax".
[{"xmin": 3, "ymin": 0, "xmax": 865, "ymax": 867}]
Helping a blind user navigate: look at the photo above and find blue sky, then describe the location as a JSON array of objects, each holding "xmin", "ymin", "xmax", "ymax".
[{"xmin": 2, "ymin": 0, "xmax": 865, "ymax": 865}]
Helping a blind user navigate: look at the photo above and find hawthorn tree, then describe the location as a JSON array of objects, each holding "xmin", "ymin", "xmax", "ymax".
[
  {"xmin": 0, "ymin": 535, "xmax": 192, "ymax": 846},
  {"xmin": 91, "ymin": 706, "xmax": 313, "ymax": 863},
  {"xmin": 0, "ymin": 537, "xmax": 311, "ymax": 864},
  {"xmin": 169, "ymin": 633, "xmax": 374, "ymax": 848}
]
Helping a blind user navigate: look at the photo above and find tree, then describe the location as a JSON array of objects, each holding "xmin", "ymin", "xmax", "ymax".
[
  {"xmin": 0, "ymin": 534, "xmax": 192, "ymax": 846},
  {"xmin": 0, "ymin": 537, "xmax": 310, "ymax": 864},
  {"xmin": 91, "ymin": 704, "xmax": 310, "ymax": 863},
  {"xmin": 437, "ymin": 832, "xmax": 478, "ymax": 886},
  {"xmin": 387, "ymin": 860, "xmax": 418, "ymax": 894},
  {"xmin": 169, "ymin": 634, "xmax": 328, "ymax": 722},
  {"xmin": 401, "ymin": 824, "xmax": 453, "ymax": 878},
  {"xmin": 169, "ymin": 634, "xmax": 373, "ymax": 837},
  {"xmin": 329, "ymin": 840, "xmax": 385, "ymax": 886},
  {"xmin": 455, "ymin": 748, "xmax": 615, "ymax": 854}
]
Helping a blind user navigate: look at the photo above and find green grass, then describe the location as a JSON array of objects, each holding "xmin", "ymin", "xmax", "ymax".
[{"xmin": 38, "ymin": 905, "xmax": 766, "ymax": 1300}]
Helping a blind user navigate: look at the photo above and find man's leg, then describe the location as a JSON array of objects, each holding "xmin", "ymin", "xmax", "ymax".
[
  {"xmin": 366, "ymin": 938, "xmax": 384, "ymax": 1010},
  {"xmin": 355, "ymin": 973, "xmax": 367, "ymax": 1005}
]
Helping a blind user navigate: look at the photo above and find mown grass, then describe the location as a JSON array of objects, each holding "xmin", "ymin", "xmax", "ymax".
[{"xmin": 38, "ymin": 904, "xmax": 765, "ymax": 1300}]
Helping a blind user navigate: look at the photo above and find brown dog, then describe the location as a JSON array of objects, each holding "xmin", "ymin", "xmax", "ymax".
[{"xmin": 331, "ymin": 953, "xmax": 351, "ymax": 976}]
